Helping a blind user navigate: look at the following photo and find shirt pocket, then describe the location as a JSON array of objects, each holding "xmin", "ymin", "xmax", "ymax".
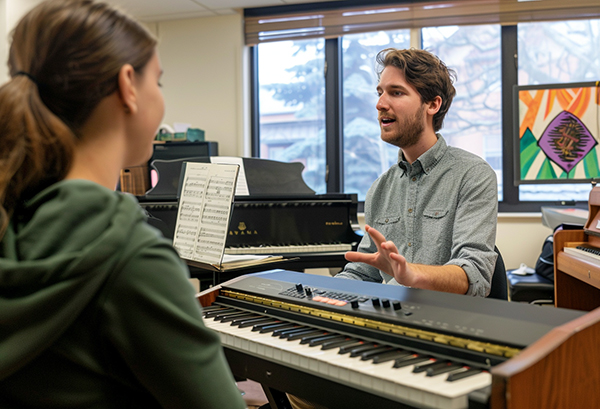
[
  {"xmin": 422, "ymin": 208, "xmax": 449, "ymax": 248},
  {"xmin": 423, "ymin": 209, "xmax": 448, "ymax": 219},
  {"xmin": 374, "ymin": 215, "xmax": 400, "ymax": 226}
]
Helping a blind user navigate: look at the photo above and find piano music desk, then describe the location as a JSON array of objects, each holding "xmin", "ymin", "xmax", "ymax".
[{"xmin": 554, "ymin": 229, "xmax": 600, "ymax": 311}]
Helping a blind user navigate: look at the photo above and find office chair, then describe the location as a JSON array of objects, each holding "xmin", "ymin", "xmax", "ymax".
[{"xmin": 487, "ymin": 246, "xmax": 508, "ymax": 300}]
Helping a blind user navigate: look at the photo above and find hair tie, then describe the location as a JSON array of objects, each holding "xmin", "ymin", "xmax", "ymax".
[{"xmin": 14, "ymin": 71, "xmax": 38, "ymax": 85}]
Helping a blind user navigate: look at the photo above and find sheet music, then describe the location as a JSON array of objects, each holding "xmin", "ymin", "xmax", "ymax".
[
  {"xmin": 173, "ymin": 162, "xmax": 239, "ymax": 266},
  {"xmin": 210, "ymin": 156, "xmax": 249, "ymax": 196}
]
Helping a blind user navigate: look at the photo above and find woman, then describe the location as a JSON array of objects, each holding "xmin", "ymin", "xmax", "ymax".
[{"xmin": 0, "ymin": 1, "xmax": 246, "ymax": 408}]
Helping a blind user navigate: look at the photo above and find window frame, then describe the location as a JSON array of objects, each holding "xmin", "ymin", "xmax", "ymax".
[{"xmin": 250, "ymin": 12, "xmax": 595, "ymax": 213}]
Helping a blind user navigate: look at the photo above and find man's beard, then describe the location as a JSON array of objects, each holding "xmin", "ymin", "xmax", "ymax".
[{"xmin": 381, "ymin": 104, "xmax": 426, "ymax": 149}]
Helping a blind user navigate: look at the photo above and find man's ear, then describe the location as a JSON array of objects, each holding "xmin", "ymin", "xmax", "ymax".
[
  {"xmin": 117, "ymin": 64, "xmax": 137, "ymax": 115},
  {"xmin": 427, "ymin": 96, "xmax": 442, "ymax": 116}
]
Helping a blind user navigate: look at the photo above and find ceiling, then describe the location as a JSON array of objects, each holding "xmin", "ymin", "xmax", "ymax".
[{"xmin": 106, "ymin": 0, "xmax": 344, "ymax": 21}]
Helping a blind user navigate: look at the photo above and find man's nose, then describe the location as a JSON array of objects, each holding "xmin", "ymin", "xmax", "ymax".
[{"xmin": 376, "ymin": 94, "xmax": 388, "ymax": 111}]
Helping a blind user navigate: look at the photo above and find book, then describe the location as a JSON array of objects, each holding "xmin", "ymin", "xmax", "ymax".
[{"xmin": 172, "ymin": 161, "xmax": 283, "ymax": 272}]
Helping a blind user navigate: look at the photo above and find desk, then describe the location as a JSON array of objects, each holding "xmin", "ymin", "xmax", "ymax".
[
  {"xmin": 553, "ymin": 229, "xmax": 600, "ymax": 311},
  {"xmin": 188, "ymin": 251, "xmax": 349, "ymax": 287}
]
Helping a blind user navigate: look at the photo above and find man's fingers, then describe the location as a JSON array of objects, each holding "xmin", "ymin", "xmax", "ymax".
[
  {"xmin": 345, "ymin": 251, "xmax": 376, "ymax": 263},
  {"xmin": 365, "ymin": 225, "xmax": 387, "ymax": 244}
]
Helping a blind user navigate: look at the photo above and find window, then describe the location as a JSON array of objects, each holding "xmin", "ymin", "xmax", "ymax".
[
  {"xmin": 517, "ymin": 19, "xmax": 600, "ymax": 202},
  {"xmin": 257, "ymin": 39, "xmax": 326, "ymax": 193},
  {"xmin": 250, "ymin": 2, "xmax": 600, "ymax": 211},
  {"xmin": 423, "ymin": 25, "xmax": 502, "ymax": 200},
  {"xmin": 342, "ymin": 30, "xmax": 411, "ymax": 200}
]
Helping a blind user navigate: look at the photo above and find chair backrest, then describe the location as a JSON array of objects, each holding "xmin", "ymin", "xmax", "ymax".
[{"xmin": 487, "ymin": 246, "xmax": 508, "ymax": 300}]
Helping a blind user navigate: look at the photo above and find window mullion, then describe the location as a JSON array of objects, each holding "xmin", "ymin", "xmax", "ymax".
[{"xmin": 325, "ymin": 37, "xmax": 343, "ymax": 193}]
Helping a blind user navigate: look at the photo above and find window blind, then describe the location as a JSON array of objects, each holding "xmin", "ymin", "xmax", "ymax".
[{"xmin": 244, "ymin": 0, "xmax": 600, "ymax": 45}]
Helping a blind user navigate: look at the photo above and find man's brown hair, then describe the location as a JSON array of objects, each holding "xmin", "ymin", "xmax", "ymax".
[{"xmin": 376, "ymin": 48, "xmax": 456, "ymax": 132}]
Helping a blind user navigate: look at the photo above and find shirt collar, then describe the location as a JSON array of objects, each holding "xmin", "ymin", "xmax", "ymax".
[{"xmin": 397, "ymin": 134, "xmax": 447, "ymax": 177}]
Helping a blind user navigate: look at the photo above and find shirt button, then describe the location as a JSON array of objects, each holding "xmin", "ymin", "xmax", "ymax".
[
  {"xmin": 408, "ymin": 208, "xmax": 413, "ymax": 213},
  {"xmin": 385, "ymin": 218, "xmax": 389, "ymax": 223},
  {"xmin": 411, "ymin": 177, "xmax": 417, "ymax": 182},
  {"xmin": 408, "ymin": 242, "xmax": 412, "ymax": 247}
]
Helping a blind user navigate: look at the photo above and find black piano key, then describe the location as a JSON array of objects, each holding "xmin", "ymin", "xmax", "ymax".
[
  {"xmin": 234, "ymin": 317, "xmax": 273, "ymax": 328},
  {"xmin": 372, "ymin": 350, "xmax": 412, "ymax": 364},
  {"xmin": 359, "ymin": 346, "xmax": 392, "ymax": 360},
  {"xmin": 324, "ymin": 340, "xmax": 362, "ymax": 351},
  {"xmin": 276, "ymin": 327, "xmax": 309, "ymax": 338},
  {"xmin": 413, "ymin": 360, "xmax": 448, "ymax": 373},
  {"xmin": 204, "ymin": 308, "xmax": 236, "ymax": 318},
  {"xmin": 219, "ymin": 313, "xmax": 256, "ymax": 322},
  {"xmin": 321, "ymin": 339, "xmax": 360, "ymax": 351},
  {"xmin": 393, "ymin": 356, "xmax": 430, "ymax": 368},
  {"xmin": 259, "ymin": 323, "xmax": 295, "ymax": 334},
  {"xmin": 307, "ymin": 334, "xmax": 345, "ymax": 347},
  {"xmin": 348, "ymin": 344, "xmax": 381, "ymax": 357},
  {"xmin": 286, "ymin": 330, "xmax": 324, "ymax": 341},
  {"xmin": 271, "ymin": 325, "xmax": 304, "ymax": 337},
  {"xmin": 447, "ymin": 368, "xmax": 485, "ymax": 382},
  {"xmin": 201, "ymin": 305, "xmax": 224, "ymax": 312},
  {"xmin": 299, "ymin": 332, "xmax": 331, "ymax": 344},
  {"xmin": 426, "ymin": 363, "xmax": 463, "ymax": 377},
  {"xmin": 251, "ymin": 320, "xmax": 282, "ymax": 331}
]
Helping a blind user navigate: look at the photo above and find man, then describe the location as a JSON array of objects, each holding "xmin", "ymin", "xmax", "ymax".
[{"xmin": 337, "ymin": 48, "xmax": 497, "ymax": 297}]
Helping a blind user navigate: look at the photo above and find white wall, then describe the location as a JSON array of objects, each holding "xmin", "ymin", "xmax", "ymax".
[
  {"xmin": 155, "ymin": 14, "xmax": 247, "ymax": 157},
  {"xmin": 0, "ymin": 0, "xmax": 44, "ymax": 83}
]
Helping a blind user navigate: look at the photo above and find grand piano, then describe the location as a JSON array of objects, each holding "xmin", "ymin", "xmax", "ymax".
[
  {"xmin": 138, "ymin": 156, "xmax": 362, "ymax": 283},
  {"xmin": 198, "ymin": 270, "xmax": 600, "ymax": 409}
]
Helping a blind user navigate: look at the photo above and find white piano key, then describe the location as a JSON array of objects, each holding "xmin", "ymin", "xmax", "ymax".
[{"xmin": 205, "ymin": 309, "xmax": 491, "ymax": 409}]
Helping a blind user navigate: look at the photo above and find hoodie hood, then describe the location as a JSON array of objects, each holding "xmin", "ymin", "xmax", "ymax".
[{"xmin": 0, "ymin": 180, "xmax": 146, "ymax": 380}]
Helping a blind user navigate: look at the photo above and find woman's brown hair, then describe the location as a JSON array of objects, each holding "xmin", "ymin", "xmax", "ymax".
[{"xmin": 0, "ymin": 0, "xmax": 157, "ymax": 237}]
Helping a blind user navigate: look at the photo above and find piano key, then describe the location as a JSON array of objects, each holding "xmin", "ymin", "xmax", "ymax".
[
  {"xmin": 225, "ymin": 243, "xmax": 353, "ymax": 255},
  {"xmin": 371, "ymin": 350, "xmax": 412, "ymax": 364},
  {"xmin": 393, "ymin": 356, "xmax": 430, "ymax": 368},
  {"xmin": 251, "ymin": 320, "xmax": 282, "ymax": 331},
  {"xmin": 447, "ymin": 368, "xmax": 485, "ymax": 382},
  {"xmin": 272, "ymin": 326, "xmax": 305, "ymax": 337},
  {"xmin": 322, "ymin": 339, "xmax": 361, "ymax": 351},
  {"xmin": 203, "ymin": 310, "xmax": 493, "ymax": 409},
  {"xmin": 233, "ymin": 317, "xmax": 273, "ymax": 327},
  {"xmin": 359, "ymin": 346, "xmax": 392, "ymax": 360},
  {"xmin": 277, "ymin": 327, "xmax": 312, "ymax": 339},
  {"xmin": 413, "ymin": 360, "xmax": 447, "ymax": 373},
  {"xmin": 219, "ymin": 313, "xmax": 256, "ymax": 322},
  {"xmin": 286, "ymin": 330, "xmax": 325, "ymax": 341},
  {"xmin": 299, "ymin": 332, "xmax": 331, "ymax": 344},
  {"xmin": 307, "ymin": 334, "xmax": 345, "ymax": 346},
  {"xmin": 259, "ymin": 323, "xmax": 296, "ymax": 333},
  {"xmin": 426, "ymin": 363, "xmax": 463, "ymax": 377},
  {"xmin": 348, "ymin": 344, "xmax": 382, "ymax": 357},
  {"xmin": 204, "ymin": 308, "xmax": 236, "ymax": 318}
]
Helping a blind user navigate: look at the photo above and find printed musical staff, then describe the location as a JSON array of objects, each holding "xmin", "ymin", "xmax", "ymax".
[{"xmin": 172, "ymin": 162, "xmax": 240, "ymax": 268}]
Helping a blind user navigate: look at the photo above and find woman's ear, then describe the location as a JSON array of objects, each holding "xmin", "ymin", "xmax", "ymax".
[{"xmin": 117, "ymin": 64, "xmax": 138, "ymax": 115}]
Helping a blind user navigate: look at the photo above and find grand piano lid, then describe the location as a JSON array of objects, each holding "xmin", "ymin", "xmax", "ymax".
[{"xmin": 143, "ymin": 156, "xmax": 315, "ymax": 201}]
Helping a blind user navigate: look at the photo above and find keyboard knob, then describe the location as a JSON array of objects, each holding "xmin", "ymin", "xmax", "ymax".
[
  {"xmin": 382, "ymin": 299, "xmax": 390, "ymax": 308},
  {"xmin": 392, "ymin": 301, "xmax": 402, "ymax": 310},
  {"xmin": 295, "ymin": 283, "xmax": 303, "ymax": 292},
  {"xmin": 351, "ymin": 300, "xmax": 359, "ymax": 309},
  {"xmin": 305, "ymin": 287, "xmax": 312, "ymax": 296},
  {"xmin": 371, "ymin": 297, "xmax": 380, "ymax": 307}
]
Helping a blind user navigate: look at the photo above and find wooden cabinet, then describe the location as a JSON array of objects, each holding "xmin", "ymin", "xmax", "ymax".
[{"xmin": 554, "ymin": 229, "xmax": 600, "ymax": 311}]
